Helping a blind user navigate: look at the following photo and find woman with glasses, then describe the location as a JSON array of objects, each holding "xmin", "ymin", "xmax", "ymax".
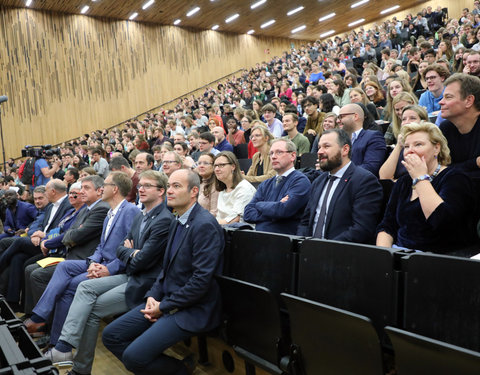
[
  {"xmin": 244, "ymin": 125, "xmax": 275, "ymax": 184},
  {"xmin": 214, "ymin": 151, "xmax": 256, "ymax": 225},
  {"xmin": 197, "ymin": 153, "xmax": 219, "ymax": 216}
]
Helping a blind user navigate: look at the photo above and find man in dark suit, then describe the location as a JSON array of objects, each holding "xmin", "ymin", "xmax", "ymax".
[
  {"xmin": 297, "ymin": 129, "xmax": 383, "ymax": 244},
  {"xmin": 0, "ymin": 190, "xmax": 37, "ymax": 240},
  {"xmin": 103, "ymin": 169, "xmax": 224, "ymax": 375},
  {"xmin": 25, "ymin": 173, "xmax": 139, "ymax": 345},
  {"xmin": 338, "ymin": 103, "xmax": 386, "ymax": 177},
  {"xmin": 244, "ymin": 139, "xmax": 311, "ymax": 234},
  {"xmin": 45, "ymin": 170, "xmax": 173, "ymax": 373},
  {"xmin": 23, "ymin": 176, "xmax": 109, "ymax": 316}
]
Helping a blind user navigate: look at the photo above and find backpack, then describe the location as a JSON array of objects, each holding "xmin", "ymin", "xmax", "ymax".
[{"xmin": 19, "ymin": 158, "xmax": 36, "ymax": 186}]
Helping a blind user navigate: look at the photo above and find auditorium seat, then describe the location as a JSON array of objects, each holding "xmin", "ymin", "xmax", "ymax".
[
  {"xmin": 233, "ymin": 144, "xmax": 249, "ymax": 160},
  {"xmin": 217, "ymin": 275, "xmax": 290, "ymax": 375},
  {"xmin": 401, "ymin": 253, "xmax": 480, "ymax": 352},
  {"xmin": 224, "ymin": 230, "xmax": 298, "ymax": 297},
  {"xmin": 282, "ymin": 293, "xmax": 384, "ymax": 375},
  {"xmin": 238, "ymin": 158, "xmax": 252, "ymax": 174},
  {"xmin": 386, "ymin": 326, "xmax": 480, "ymax": 375},
  {"xmin": 298, "ymin": 152, "xmax": 317, "ymax": 169},
  {"xmin": 297, "ymin": 239, "xmax": 399, "ymax": 341}
]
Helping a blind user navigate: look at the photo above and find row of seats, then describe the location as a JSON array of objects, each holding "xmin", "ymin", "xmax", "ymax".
[
  {"xmin": 0, "ymin": 298, "xmax": 58, "ymax": 374},
  {"xmin": 215, "ymin": 229, "xmax": 480, "ymax": 374}
]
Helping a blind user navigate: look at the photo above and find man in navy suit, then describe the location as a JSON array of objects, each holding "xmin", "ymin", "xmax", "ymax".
[
  {"xmin": 25, "ymin": 172, "xmax": 140, "ymax": 346},
  {"xmin": 0, "ymin": 190, "xmax": 37, "ymax": 240},
  {"xmin": 45, "ymin": 170, "xmax": 173, "ymax": 373},
  {"xmin": 338, "ymin": 103, "xmax": 386, "ymax": 177},
  {"xmin": 297, "ymin": 129, "xmax": 383, "ymax": 244},
  {"xmin": 103, "ymin": 169, "xmax": 224, "ymax": 375},
  {"xmin": 244, "ymin": 139, "xmax": 311, "ymax": 234}
]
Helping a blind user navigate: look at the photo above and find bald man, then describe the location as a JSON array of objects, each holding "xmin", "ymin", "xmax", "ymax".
[
  {"xmin": 337, "ymin": 104, "xmax": 386, "ymax": 177},
  {"xmin": 212, "ymin": 126, "xmax": 233, "ymax": 152}
]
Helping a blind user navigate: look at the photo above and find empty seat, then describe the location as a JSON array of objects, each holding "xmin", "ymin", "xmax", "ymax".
[
  {"xmin": 401, "ymin": 253, "xmax": 480, "ymax": 351},
  {"xmin": 224, "ymin": 230, "xmax": 297, "ymax": 296},
  {"xmin": 386, "ymin": 326, "xmax": 480, "ymax": 375},
  {"xmin": 282, "ymin": 293, "xmax": 384, "ymax": 375},
  {"xmin": 297, "ymin": 239, "xmax": 399, "ymax": 334},
  {"xmin": 217, "ymin": 275, "xmax": 289, "ymax": 375}
]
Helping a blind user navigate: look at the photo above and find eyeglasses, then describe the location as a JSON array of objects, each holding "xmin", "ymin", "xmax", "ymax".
[
  {"xmin": 338, "ymin": 113, "xmax": 355, "ymax": 119},
  {"xmin": 197, "ymin": 161, "xmax": 213, "ymax": 166},
  {"xmin": 69, "ymin": 193, "xmax": 78, "ymax": 198},
  {"xmin": 269, "ymin": 150, "xmax": 293, "ymax": 157},
  {"xmin": 163, "ymin": 160, "xmax": 179, "ymax": 164},
  {"xmin": 213, "ymin": 163, "xmax": 232, "ymax": 169},
  {"xmin": 425, "ymin": 75, "xmax": 439, "ymax": 81},
  {"xmin": 137, "ymin": 184, "xmax": 160, "ymax": 190}
]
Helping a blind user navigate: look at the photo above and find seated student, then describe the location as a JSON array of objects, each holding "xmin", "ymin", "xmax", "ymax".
[
  {"xmin": 244, "ymin": 139, "xmax": 311, "ymax": 234},
  {"xmin": 380, "ymin": 105, "xmax": 429, "ymax": 180},
  {"xmin": 418, "ymin": 64, "xmax": 450, "ymax": 113},
  {"xmin": 337, "ymin": 104, "xmax": 387, "ymax": 177},
  {"xmin": 377, "ymin": 122, "xmax": 477, "ymax": 255},
  {"xmin": 244, "ymin": 125, "xmax": 276, "ymax": 184},
  {"xmin": 214, "ymin": 151, "xmax": 256, "ymax": 225},
  {"xmin": 439, "ymin": 73, "xmax": 480, "ymax": 178},
  {"xmin": 0, "ymin": 190, "xmax": 36, "ymax": 240},
  {"xmin": 282, "ymin": 113, "xmax": 310, "ymax": 156},
  {"xmin": 102, "ymin": 169, "xmax": 224, "ymax": 375},
  {"xmin": 24, "ymin": 172, "xmax": 139, "ymax": 345},
  {"xmin": 197, "ymin": 153, "xmax": 219, "ymax": 217},
  {"xmin": 212, "ymin": 126, "xmax": 234, "ymax": 153}
]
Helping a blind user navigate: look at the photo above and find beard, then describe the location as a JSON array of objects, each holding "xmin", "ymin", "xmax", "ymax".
[{"xmin": 319, "ymin": 150, "xmax": 342, "ymax": 172}]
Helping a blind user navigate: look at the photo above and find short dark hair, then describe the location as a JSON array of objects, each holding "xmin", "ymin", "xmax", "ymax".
[
  {"xmin": 66, "ymin": 167, "xmax": 79, "ymax": 181},
  {"xmin": 321, "ymin": 128, "xmax": 352, "ymax": 158},
  {"xmin": 444, "ymin": 73, "xmax": 480, "ymax": 111},
  {"xmin": 199, "ymin": 132, "xmax": 215, "ymax": 143},
  {"xmin": 109, "ymin": 156, "xmax": 131, "ymax": 171},
  {"xmin": 302, "ymin": 96, "xmax": 319, "ymax": 107}
]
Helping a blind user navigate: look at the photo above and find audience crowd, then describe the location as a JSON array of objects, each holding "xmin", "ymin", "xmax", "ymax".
[{"xmin": 1, "ymin": 3, "xmax": 480, "ymax": 374}]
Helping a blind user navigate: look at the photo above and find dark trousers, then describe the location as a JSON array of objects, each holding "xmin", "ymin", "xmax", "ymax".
[{"xmin": 102, "ymin": 304, "xmax": 193, "ymax": 375}]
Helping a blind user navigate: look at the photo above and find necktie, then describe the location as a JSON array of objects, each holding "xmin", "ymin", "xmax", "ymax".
[
  {"xmin": 351, "ymin": 132, "xmax": 358, "ymax": 144},
  {"xmin": 313, "ymin": 175, "xmax": 338, "ymax": 239},
  {"xmin": 276, "ymin": 175, "xmax": 284, "ymax": 186}
]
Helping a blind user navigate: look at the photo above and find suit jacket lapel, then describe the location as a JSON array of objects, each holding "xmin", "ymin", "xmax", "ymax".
[
  {"xmin": 324, "ymin": 164, "xmax": 355, "ymax": 231},
  {"xmin": 104, "ymin": 201, "xmax": 124, "ymax": 241}
]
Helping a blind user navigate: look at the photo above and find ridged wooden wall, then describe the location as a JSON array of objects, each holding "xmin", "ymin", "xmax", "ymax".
[{"xmin": 0, "ymin": 6, "xmax": 295, "ymax": 159}]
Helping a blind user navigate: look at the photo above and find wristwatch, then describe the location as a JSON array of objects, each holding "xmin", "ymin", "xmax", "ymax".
[{"xmin": 412, "ymin": 174, "xmax": 431, "ymax": 189}]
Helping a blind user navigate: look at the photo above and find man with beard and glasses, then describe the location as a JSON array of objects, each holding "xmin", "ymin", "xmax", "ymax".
[{"xmin": 297, "ymin": 129, "xmax": 383, "ymax": 244}]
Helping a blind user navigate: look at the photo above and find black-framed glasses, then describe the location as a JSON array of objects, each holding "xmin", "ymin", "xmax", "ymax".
[
  {"xmin": 69, "ymin": 192, "xmax": 79, "ymax": 198},
  {"xmin": 213, "ymin": 162, "xmax": 232, "ymax": 168},
  {"xmin": 163, "ymin": 160, "xmax": 179, "ymax": 164},
  {"xmin": 338, "ymin": 113, "xmax": 355, "ymax": 119}
]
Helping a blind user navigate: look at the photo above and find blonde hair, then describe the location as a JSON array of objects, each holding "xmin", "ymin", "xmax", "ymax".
[
  {"xmin": 401, "ymin": 122, "xmax": 451, "ymax": 165},
  {"xmin": 391, "ymin": 92, "xmax": 418, "ymax": 138}
]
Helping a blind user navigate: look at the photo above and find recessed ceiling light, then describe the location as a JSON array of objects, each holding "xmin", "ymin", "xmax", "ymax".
[
  {"xmin": 186, "ymin": 7, "xmax": 200, "ymax": 17},
  {"xmin": 261, "ymin": 19, "xmax": 275, "ymax": 28},
  {"xmin": 225, "ymin": 14, "xmax": 239, "ymax": 23},
  {"xmin": 142, "ymin": 0, "xmax": 154, "ymax": 10},
  {"xmin": 351, "ymin": 0, "xmax": 369, "ymax": 8},
  {"xmin": 292, "ymin": 25, "xmax": 306, "ymax": 33},
  {"xmin": 287, "ymin": 6, "xmax": 304, "ymax": 16},
  {"xmin": 380, "ymin": 5, "xmax": 400, "ymax": 14},
  {"xmin": 348, "ymin": 18, "xmax": 365, "ymax": 27},
  {"xmin": 26, "ymin": 0, "xmax": 32, "ymax": 6},
  {"xmin": 129, "ymin": 12, "xmax": 138, "ymax": 20},
  {"xmin": 174, "ymin": 19, "xmax": 181, "ymax": 25},
  {"xmin": 251, "ymin": 0, "xmax": 267, "ymax": 9},
  {"xmin": 320, "ymin": 30, "xmax": 335, "ymax": 37},
  {"xmin": 212, "ymin": 24, "xmax": 219, "ymax": 30},
  {"xmin": 247, "ymin": 29, "xmax": 255, "ymax": 34},
  {"xmin": 80, "ymin": 5, "xmax": 89, "ymax": 14},
  {"xmin": 319, "ymin": 13, "xmax": 335, "ymax": 22}
]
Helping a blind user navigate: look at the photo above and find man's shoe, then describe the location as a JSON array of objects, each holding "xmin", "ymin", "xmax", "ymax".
[
  {"xmin": 183, "ymin": 353, "xmax": 197, "ymax": 375},
  {"xmin": 44, "ymin": 347, "xmax": 73, "ymax": 367},
  {"xmin": 24, "ymin": 318, "xmax": 47, "ymax": 337}
]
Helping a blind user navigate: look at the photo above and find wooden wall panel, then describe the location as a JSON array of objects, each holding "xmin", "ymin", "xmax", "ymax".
[{"xmin": 0, "ymin": 6, "xmax": 295, "ymax": 159}]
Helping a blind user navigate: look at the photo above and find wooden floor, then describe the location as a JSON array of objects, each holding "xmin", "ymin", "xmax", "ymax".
[{"xmin": 52, "ymin": 321, "xmax": 258, "ymax": 375}]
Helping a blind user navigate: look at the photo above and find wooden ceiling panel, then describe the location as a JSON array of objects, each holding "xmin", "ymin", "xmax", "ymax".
[{"xmin": 3, "ymin": 0, "xmax": 428, "ymax": 40}]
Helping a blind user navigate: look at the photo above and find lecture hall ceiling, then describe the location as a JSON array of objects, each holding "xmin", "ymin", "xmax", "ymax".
[{"xmin": 3, "ymin": 0, "xmax": 427, "ymax": 40}]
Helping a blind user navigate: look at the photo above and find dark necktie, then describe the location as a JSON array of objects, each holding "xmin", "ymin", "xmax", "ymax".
[
  {"xmin": 275, "ymin": 175, "xmax": 284, "ymax": 186},
  {"xmin": 313, "ymin": 175, "xmax": 337, "ymax": 239}
]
